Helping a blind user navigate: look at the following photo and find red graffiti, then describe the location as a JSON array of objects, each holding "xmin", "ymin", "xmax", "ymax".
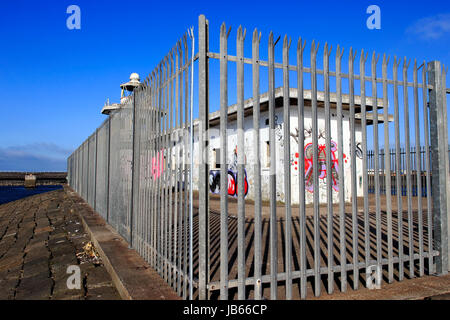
[
  {"xmin": 209, "ymin": 170, "xmax": 248, "ymax": 197},
  {"xmin": 152, "ymin": 151, "xmax": 164, "ymax": 179},
  {"xmin": 293, "ymin": 141, "xmax": 341, "ymax": 193}
]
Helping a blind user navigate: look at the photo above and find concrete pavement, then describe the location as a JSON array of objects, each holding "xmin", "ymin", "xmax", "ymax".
[{"xmin": 0, "ymin": 189, "xmax": 120, "ymax": 300}]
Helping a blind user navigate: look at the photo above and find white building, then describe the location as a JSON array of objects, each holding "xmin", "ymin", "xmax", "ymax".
[{"xmin": 187, "ymin": 87, "xmax": 388, "ymax": 204}]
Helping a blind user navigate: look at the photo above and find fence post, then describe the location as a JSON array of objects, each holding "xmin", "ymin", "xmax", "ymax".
[
  {"xmin": 94, "ymin": 128, "xmax": 98, "ymax": 212},
  {"xmin": 427, "ymin": 60, "xmax": 449, "ymax": 274},
  {"xmin": 106, "ymin": 116, "xmax": 111, "ymax": 223},
  {"xmin": 198, "ymin": 14, "xmax": 210, "ymax": 300},
  {"xmin": 443, "ymin": 69, "xmax": 450, "ymax": 273},
  {"xmin": 85, "ymin": 140, "xmax": 89, "ymax": 201},
  {"xmin": 67, "ymin": 156, "xmax": 70, "ymax": 187},
  {"xmin": 129, "ymin": 93, "xmax": 138, "ymax": 248}
]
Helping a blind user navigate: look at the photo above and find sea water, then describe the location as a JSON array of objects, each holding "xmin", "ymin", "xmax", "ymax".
[{"xmin": 0, "ymin": 185, "xmax": 63, "ymax": 205}]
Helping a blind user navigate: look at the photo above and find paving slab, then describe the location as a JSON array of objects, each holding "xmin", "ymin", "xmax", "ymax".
[
  {"xmin": 65, "ymin": 187, "xmax": 180, "ymax": 300},
  {"xmin": 0, "ymin": 189, "xmax": 121, "ymax": 300}
]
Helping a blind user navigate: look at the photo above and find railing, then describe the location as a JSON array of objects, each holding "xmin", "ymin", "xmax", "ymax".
[
  {"xmin": 68, "ymin": 30, "xmax": 196, "ymax": 299},
  {"xmin": 67, "ymin": 14, "xmax": 450, "ymax": 300},
  {"xmin": 366, "ymin": 146, "xmax": 450, "ymax": 197}
]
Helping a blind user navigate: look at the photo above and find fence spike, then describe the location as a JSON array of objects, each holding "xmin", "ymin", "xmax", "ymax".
[
  {"xmin": 274, "ymin": 34, "xmax": 281, "ymax": 47},
  {"xmin": 252, "ymin": 28, "xmax": 258, "ymax": 43},
  {"xmin": 298, "ymin": 37, "xmax": 306, "ymax": 52}
]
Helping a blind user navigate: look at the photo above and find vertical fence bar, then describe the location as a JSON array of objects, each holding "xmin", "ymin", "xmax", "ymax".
[
  {"xmin": 173, "ymin": 45, "xmax": 180, "ymax": 291},
  {"xmin": 149, "ymin": 72, "xmax": 156, "ymax": 274},
  {"xmin": 198, "ymin": 14, "xmax": 210, "ymax": 300},
  {"xmin": 94, "ymin": 128, "xmax": 98, "ymax": 212},
  {"xmin": 149, "ymin": 72, "xmax": 157, "ymax": 274},
  {"xmin": 219, "ymin": 23, "xmax": 230, "ymax": 301},
  {"xmin": 189, "ymin": 28, "xmax": 195, "ymax": 300},
  {"xmin": 297, "ymin": 38, "xmax": 307, "ymax": 299},
  {"xmin": 323, "ymin": 42, "xmax": 333, "ymax": 294},
  {"xmin": 282, "ymin": 35, "xmax": 292, "ymax": 300},
  {"xmin": 78, "ymin": 140, "xmax": 85, "ymax": 200},
  {"xmin": 360, "ymin": 50, "xmax": 370, "ymax": 286},
  {"xmin": 160, "ymin": 61, "xmax": 165, "ymax": 276},
  {"xmin": 137, "ymin": 81, "xmax": 142, "ymax": 258},
  {"xmin": 130, "ymin": 80, "xmax": 138, "ymax": 249},
  {"xmin": 163, "ymin": 59, "xmax": 169, "ymax": 280},
  {"xmin": 165, "ymin": 57, "xmax": 171, "ymax": 281},
  {"xmin": 80, "ymin": 143, "xmax": 83, "ymax": 198},
  {"xmin": 67, "ymin": 156, "xmax": 69, "ymax": 187},
  {"xmin": 86, "ymin": 139, "xmax": 89, "ymax": 202},
  {"xmin": 349, "ymin": 48, "xmax": 359, "ymax": 290},
  {"xmin": 71, "ymin": 152, "xmax": 74, "ymax": 190},
  {"xmin": 145, "ymin": 78, "xmax": 151, "ymax": 262},
  {"xmin": 142, "ymin": 85, "xmax": 147, "ymax": 258},
  {"xmin": 161, "ymin": 63, "xmax": 167, "ymax": 275},
  {"xmin": 413, "ymin": 61, "xmax": 424, "ymax": 276},
  {"xmin": 442, "ymin": 67, "xmax": 450, "ymax": 273},
  {"xmin": 162, "ymin": 59, "xmax": 168, "ymax": 280},
  {"xmin": 75, "ymin": 150, "xmax": 77, "ymax": 192},
  {"xmin": 311, "ymin": 40, "xmax": 321, "ymax": 297},
  {"xmin": 142, "ymin": 79, "xmax": 149, "ymax": 264},
  {"xmin": 168, "ymin": 50, "xmax": 175, "ymax": 287},
  {"xmin": 252, "ymin": 28, "xmax": 262, "ymax": 300},
  {"xmin": 183, "ymin": 34, "xmax": 189, "ymax": 299},
  {"xmin": 393, "ymin": 57, "xmax": 404, "ymax": 280},
  {"xmin": 80, "ymin": 144, "xmax": 82, "ymax": 194},
  {"xmin": 403, "ymin": 58, "xmax": 414, "ymax": 278},
  {"xmin": 176, "ymin": 43, "xmax": 183, "ymax": 295},
  {"xmin": 336, "ymin": 45, "xmax": 346, "ymax": 292},
  {"xmin": 156, "ymin": 66, "xmax": 161, "ymax": 271},
  {"xmin": 382, "ymin": 54, "xmax": 393, "ymax": 283},
  {"xmin": 136, "ymin": 88, "xmax": 141, "ymax": 256},
  {"xmin": 237, "ymin": 25, "xmax": 246, "ymax": 300},
  {"xmin": 428, "ymin": 60, "xmax": 449, "ymax": 275},
  {"xmin": 139, "ymin": 84, "xmax": 150, "ymax": 262},
  {"xmin": 78, "ymin": 147, "xmax": 81, "ymax": 194},
  {"xmin": 268, "ymin": 31, "xmax": 278, "ymax": 300},
  {"xmin": 167, "ymin": 59, "xmax": 173, "ymax": 286},
  {"xmin": 157, "ymin": 63, "xmax": 163, "ymax": 274},
  {"xmin": 152, "ymin": 70, "xmax": 158, "ymax": 270},
  {"xmin": 371, "ymin": 52, "xmax": 382, "ymax": 274},
  {"xmin": 107, "ymin": 116, "xmax": 111, "ymax": 223}
]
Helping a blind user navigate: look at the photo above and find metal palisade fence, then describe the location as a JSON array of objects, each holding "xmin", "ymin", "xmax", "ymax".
[
  {"xmin": 69, "ymin": 30, "xmax": 196, "ymax": 299},
  {"xmin": 67, "ymin": 14, "xmax": 450, "ymax": 300},
  {"xmin": 366, "ymin": 146, "xmax": 450, "ymax": 197}
]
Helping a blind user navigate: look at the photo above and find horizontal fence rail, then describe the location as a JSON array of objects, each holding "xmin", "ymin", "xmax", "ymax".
[{"xmin": 67, "ymin": 14, "xmax": 449, "ymax": 300}]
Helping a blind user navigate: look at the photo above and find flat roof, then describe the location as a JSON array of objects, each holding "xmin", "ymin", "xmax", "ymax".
[{"xmin": 204, "ymin": 87, "xmax": 391, "ymax": 126}]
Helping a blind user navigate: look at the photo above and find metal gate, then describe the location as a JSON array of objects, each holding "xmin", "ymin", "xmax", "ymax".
[{"xmin": 67, "ymin": 14, "xmax": 449, "ymax": 300}]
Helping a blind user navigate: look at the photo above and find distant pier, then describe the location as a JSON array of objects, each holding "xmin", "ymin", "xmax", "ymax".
[{"xmin": 0, "ymin": 172, "xmax": 67, "ymax": 186}]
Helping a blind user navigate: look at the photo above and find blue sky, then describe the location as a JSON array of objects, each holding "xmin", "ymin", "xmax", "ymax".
[{"xmin": 0, "ymin": 0, "xmax": 449, "ymax": 171}]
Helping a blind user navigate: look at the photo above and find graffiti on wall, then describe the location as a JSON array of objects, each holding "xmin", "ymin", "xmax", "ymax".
[
  {"xmin": 151, "ymin": 151, "xmax": 164, "ymax": 179},
  {"xmin": 351, "ymin": 142, "xmax": 363, "ymax": 159},
  {"xmin": 274, "ymin": 116, "xmax": 284, "ymax": 147},
  {"xmin": 304, "ymin": 141, "xmax": 340, "ymax": 192},
  {"xmin": 290, "ymin": 127, "xmax": 344, "ymax": 193},
  {"xmin": 290, "ymin": 126, "xmax": 364, "ymax": 193},
  {"xmin": 209, "ymin": 146, "xmax": 249, "ymax": 197},
  {"xmin": 209, "ymin": 170, "xmax": 249, "ymax": 197}
]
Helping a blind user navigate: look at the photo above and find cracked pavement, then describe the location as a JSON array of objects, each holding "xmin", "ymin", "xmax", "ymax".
[{"xmin": 0, "ymin": 189, "xmax": 121, "ymax": 300}]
